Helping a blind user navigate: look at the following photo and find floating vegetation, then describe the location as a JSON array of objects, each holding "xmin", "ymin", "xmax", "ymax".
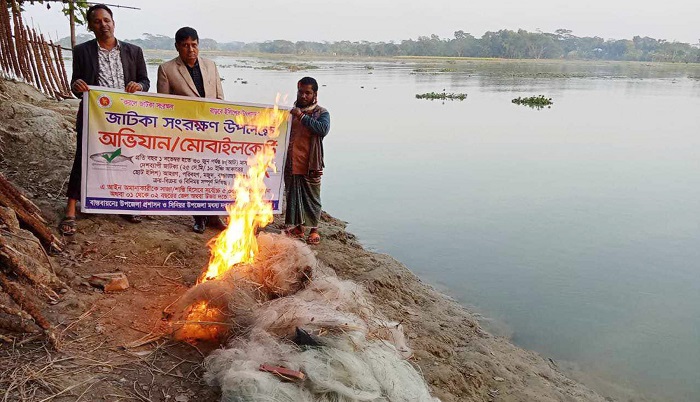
[
  {"xmin": 146, "ymin": 58, "xmax": 164, "ymax": 65},
  {"xmin": 415, "ymin": 92, "xmax": 467, "ymax": 101},
  {"xmin": 364, "ymin": 65, "xmax": 374, "ymax": 70},
  {"xmin": 256, "ymin": 62, "xmax": 319, "ymax": 72},
  {"xmin": 411, "ymin": 66, "xmax": 455, "ymax": 75},
  {"xmin": 217, "ymin": 64, "xmax": 253, "ymax": 69},
  {"xmin": 512, "ymin": 95, "xmax": 553, "ymax": 109}
]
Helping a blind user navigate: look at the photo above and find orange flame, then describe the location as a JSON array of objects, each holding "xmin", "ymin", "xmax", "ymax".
[
  {"xmin": 177, "ymin": 301, "xmax": 223, "ymax": 340},
  {"xmin": 200, "ymin": 94, "xmax": 288, "ymax": 283},
  {"xmin": 176, "ymin": 95, "xmax": 288, "ymax": 341}
]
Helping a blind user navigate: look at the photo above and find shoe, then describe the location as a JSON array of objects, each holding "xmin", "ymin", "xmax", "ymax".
[
  {"xmin": 209, "ymin": 216, "xmax": 228, "ymax": 230},
  {"xmin": 58, "ymin": 216, "xmax": 77, "ymax": 236},
  {"xmin": 193, "ymin": 216, "xmax": 207, "ymax": 234},
  {"xmin": 282, "ymin": 226, "xmax": 305, "ymax": 239},
  {"xmin": 306, "ymin": 229, "xmax": 321, "ymax": 245},
  {"xmin": 122, "ymin": 214, "xmax": 142, "ymax": 223}
]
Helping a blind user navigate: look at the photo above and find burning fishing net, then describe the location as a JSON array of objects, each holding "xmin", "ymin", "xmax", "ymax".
[{"xmin": 170, "ymin": 233, "xmax": 437, "ymax": 401}]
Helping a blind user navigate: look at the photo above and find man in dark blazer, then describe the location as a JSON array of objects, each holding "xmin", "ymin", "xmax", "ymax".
[{"xmin": 59, "ymin": 3, "xmax": 150, "ymax": 236}]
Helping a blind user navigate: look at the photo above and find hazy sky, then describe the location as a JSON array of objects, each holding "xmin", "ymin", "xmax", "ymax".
[{"xmin": 23, "ymin": 0, "xmax": 700, "ymax": 44}]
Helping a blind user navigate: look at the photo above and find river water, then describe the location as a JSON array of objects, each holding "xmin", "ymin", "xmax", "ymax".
[{"xmin": 77, "ymin": 54, "xmax": 700, "ymax": 401}]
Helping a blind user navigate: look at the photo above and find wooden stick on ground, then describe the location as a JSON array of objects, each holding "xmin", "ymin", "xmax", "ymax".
[
  {"xmin": 0, "ymin": 272, "xmax": 59, "ymax": 349},
  {"xmin": 0, "ymin": 238, "xmax": 64, "ymax": 301},
  {"xmin": 0, "ymin": 174, "xmax": 63, "ymax": 252}
]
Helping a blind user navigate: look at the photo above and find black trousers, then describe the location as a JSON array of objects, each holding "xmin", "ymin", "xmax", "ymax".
[{"xmin": 66, "ymin": 108, "xmax": 83, "ymax": 200}]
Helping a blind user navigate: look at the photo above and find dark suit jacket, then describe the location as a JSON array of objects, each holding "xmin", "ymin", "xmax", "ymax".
[{"xmin": 70, "ymin": 39, "xmax": 150, "ymax": 97}]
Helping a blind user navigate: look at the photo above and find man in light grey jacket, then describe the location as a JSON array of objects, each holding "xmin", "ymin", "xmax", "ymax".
[{"xmin": 157, "ymin": 27, "xmax": 226, "ymax": 233}]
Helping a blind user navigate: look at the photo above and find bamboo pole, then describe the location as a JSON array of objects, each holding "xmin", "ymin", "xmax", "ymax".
[
  {"xmin": 10, "ymin": 0, "xmax": 30, "ymax": 82},
  {"xmin": 0, "ymin": 304, "xmax": 38, "ymax": 334},
  {"xmin": 57, "ymin": 45, "xmax": 71, "ymax": 96},
  {"xmin": 0, "ymin": 239, "xmax": 63, "ymax": 299},
  {"xmin": 0, "ymin": 2, "xmax": 10, "ymax": 76},
  {"xmin": 0, "ymin": 272, "xmax": 59, "ymax": 349},
  {"xmin": 0, "ymin": 0, "xmax": 21, "ymax": 77},
  {"xmin": 46, "ymin": 37, "xmax": 67, "ymax": 97},
  {"xmin": 50, "ymin": 40, "xmax": 70, "ymax": 94},
  {"xmin": 19, "ymin": 18, "xmax": 36, "ymax": 85},
  {"xmin": 24, "ymin": 28, "xmax": 45, "ymax": 93},
  {"xmin": 24, "ymin": 25, "xmax": 43, "ymax": 90},
  {"xmin": 40, "ymin": 33, "xmax": 62, "ymax": 97},
  {"xmin": 28, "ymin": 28, "xmax": 52, "ymax": 97},
  {"xmin": 0, "ymin": 11, "xmax": 9, "ymax": 78},
  {"xmin": 5, "ymin": 0, "xmax": 21, "ymax": 77},
  {"xmin": 0, "ymin": 0, "xmax": 11, "ymax": 76},
  {"xmin": 0, "ymin": 174, "xmax": 63, "ymax": 252},
  {"xmin": 68, "ymin": 0, "xmax": 76, "ymax": 49},
  {"xmin": 19, "ymin": 20, "xmax": 36, "ymax": 86}
]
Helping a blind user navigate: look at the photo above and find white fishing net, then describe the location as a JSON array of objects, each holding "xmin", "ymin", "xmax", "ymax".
[{"xmin": 174, "ymin": 233, "xmax": 439, "ymax": 401}]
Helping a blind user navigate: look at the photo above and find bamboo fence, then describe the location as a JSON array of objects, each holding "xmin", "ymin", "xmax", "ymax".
[{"xmin": 0, "ymin": 0, "xmax": 71, "ymax": 99}]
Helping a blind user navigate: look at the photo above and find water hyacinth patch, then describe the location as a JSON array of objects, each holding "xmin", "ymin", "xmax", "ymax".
[
  {"xmin": 512, "ymin": 95, "xmax": 553, "ymax": 109},
  {"xmin": 416, "ymin": 92, "xmax": 467, "ymax": 101}
]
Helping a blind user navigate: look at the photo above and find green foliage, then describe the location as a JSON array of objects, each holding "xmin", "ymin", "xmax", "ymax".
[
  {"xmin": 512, "ymin": 95, "xmax": 553, "ymax": 109},
  {"xmin": 15, "ymin": 0, "xmax": 90, "ymax": 26},
  {"xmin": 257, "ymin": 62, "xmax": 319, "ymax": 72},
  {"xmin": 58, "ymin": 28, "xmax": 700, "ymax": 63},
  {"xmin": 416, "ymin": 92, "xmax": 467, "ymax": 101}
]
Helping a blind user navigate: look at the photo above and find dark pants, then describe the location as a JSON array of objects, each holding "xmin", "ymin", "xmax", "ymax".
[{"xmin": 66, "ymin": 107, "xmax": 83, "ymax": 200}]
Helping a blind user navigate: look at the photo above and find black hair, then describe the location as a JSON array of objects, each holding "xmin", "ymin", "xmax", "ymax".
[
  {"xmin": 175, "ymin": 27, "xmax": 199, "ymax": 43},
  {"xmin": 298, "ymin": 77, "xmax": 318, "ymax": 92},
  {"xmin": 86, "ymin": 4, "xmax": 113, "ymax": 22}
]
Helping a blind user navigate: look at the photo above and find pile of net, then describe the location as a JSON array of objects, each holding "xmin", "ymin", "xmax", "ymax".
[{"xmin": 169, "ymin": 233, "xmax": 439, "ymax": 401}]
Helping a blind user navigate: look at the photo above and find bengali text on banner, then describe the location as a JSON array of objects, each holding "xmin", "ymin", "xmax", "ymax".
[{"xmin": 80, "ymin": 87, "xmax": 291, "ymax": 215}]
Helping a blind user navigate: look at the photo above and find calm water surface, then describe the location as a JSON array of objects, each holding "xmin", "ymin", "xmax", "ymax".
[{"xmin": 130, "ymin": 55, "xmax": 700, "ymax": 400}]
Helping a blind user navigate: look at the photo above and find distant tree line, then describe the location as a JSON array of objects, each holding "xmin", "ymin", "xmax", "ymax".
[{"xmin": 62, "ymin": 29, "xmax": 700, "ymax": 63}]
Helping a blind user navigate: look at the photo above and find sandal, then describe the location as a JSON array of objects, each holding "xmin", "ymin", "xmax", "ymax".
[
  {"xmin": 58, "ymin": 216, "xmax": 77, "ymax": 236},
  {"xmin": 282, "ymin": 226, "xmax": 304, "ymax": 239},
  {"xmin": 306, "ymin": 230, "xmax": 321, "ymax": 245}
]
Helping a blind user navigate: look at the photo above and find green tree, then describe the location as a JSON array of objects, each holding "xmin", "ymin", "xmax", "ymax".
[
  {"xmin": 449, "ymin": 30, "xmax": 478, "ymax": 57},
  {"xmin": 13, "ymin": 1, "xmax": 91, "ymax": 48}
]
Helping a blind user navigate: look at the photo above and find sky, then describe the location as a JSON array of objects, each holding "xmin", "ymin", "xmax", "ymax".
[{"xmin": 22, "ymin": 0, "xmax": 700, "ymax": 44}]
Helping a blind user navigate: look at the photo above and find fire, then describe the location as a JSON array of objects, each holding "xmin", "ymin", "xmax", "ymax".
[
  {"xmin": 176, "ymin": 301, "xmax": 222, "ymax": 339},
  {"xmin": 201, "ymin": 94, "xmax": 288, "ymax": 282},
  {"xmin": 175, "ymin": 96, "xmax": 288, "ymax": 341}
]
